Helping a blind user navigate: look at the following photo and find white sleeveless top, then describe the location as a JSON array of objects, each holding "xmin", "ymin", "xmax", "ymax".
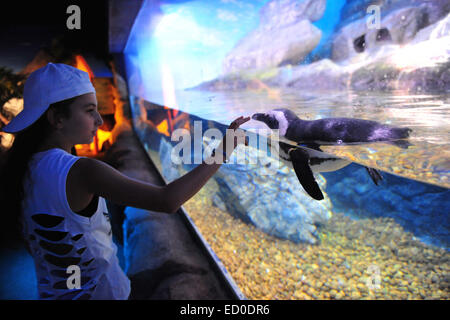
[{"xmin": 21, "ymin": 148, "xmax": 131, "ymax": 300}]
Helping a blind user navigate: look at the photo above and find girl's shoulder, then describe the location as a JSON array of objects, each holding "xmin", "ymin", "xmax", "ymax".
[
  {"xmin": 32, "ymin": 147, "xmax": 71, "ymax": 161},
  {"xmin": 28, "ymin": 148, "xmax": 80, "ymax": 183}
]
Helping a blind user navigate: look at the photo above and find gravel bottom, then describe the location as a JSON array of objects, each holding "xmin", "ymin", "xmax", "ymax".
[{"xmin": 183, "ymin": 179, "xmax": 450, "ymax": 300}]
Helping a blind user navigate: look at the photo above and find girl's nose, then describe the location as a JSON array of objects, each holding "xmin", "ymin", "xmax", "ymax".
[{"xmin": 96, "ymin": 111, "xmax": 104, "ymax": 127}]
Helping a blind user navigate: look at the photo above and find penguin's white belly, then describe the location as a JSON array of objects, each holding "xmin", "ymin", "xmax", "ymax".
[
  {"xmin": 305, "ymin": 148, "xmax": 351, "ymax": 172},
  {"xmin": 309, "ymin": 157, "xmax": 351, "ymax": 172},
  {"xmin": 278, "ymin": 146, "xmax": 351, "ymax": 173}
]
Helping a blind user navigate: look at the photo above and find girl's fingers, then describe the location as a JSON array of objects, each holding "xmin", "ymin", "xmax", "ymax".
[
  {"xmin": 236, "ymin": 117, "xmax": 250, "ymax": 128},
  {"xmin": 229, "ymin": 116, "xmax": 250, "ymax": 129},
  {"xmin": 227, "ymin": 116, "xmax": 251, "ymax": 147}
]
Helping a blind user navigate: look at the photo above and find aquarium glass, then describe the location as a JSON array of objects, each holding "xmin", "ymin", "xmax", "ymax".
[{"xmin": 123, "ymin": 0, "xmax": 450, "ymax": 299}]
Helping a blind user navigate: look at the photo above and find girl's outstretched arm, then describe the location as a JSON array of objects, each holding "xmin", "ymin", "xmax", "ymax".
[
  {"xmin": 74, "ymin": 116, "xmax": 250, "ymax": 214},
  {"xmin": 165, "ymin": 116, "xmax": 249, "ymax": 213}
]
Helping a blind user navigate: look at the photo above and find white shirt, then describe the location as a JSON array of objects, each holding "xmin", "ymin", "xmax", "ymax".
[{"xmin": 21, "ymin": 148, "xmax": 130, "ymax": 300}]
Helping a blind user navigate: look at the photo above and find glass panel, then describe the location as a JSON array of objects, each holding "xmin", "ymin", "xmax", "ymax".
[{"xmin": 123, "ymin": 0, "xmax": 450, "ymax": 300}]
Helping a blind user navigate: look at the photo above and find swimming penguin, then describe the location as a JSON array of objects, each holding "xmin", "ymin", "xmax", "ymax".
[
  {"xmin": 252, "ymin": 108, "xmax": 412, "ymax": 147},
  {"xmin": 253, "ymin": 108, "xmax": 409, "ymax": 200}
]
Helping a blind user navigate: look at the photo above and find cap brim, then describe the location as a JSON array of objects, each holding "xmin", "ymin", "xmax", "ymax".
[{"xmin": 2, "ymin": 103, "xmax": 49, "ymax": 133}]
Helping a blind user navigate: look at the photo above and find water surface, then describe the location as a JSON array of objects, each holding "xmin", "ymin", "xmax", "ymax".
[{"xmin": 146, "ymin": 88, "xmax": 450, "ymax": 188}]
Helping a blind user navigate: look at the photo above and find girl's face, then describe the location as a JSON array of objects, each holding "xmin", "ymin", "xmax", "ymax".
[{"xmin": 59, "ymin": 93, "xmax": 104, "ymax": 145}]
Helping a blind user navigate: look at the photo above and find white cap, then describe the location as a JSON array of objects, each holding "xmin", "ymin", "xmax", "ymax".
[{"xmin": 3, "ymin": 63, "xmax": 96, "ymax": 133}]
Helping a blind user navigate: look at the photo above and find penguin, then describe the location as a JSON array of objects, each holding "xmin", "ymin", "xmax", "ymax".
[
  {"xmin": 253, "ymin": 108, "xmax": 410, "ymax": 200},
  {"xmin": 252, "ymin": 108, "xmax": 412, "ymax": 147}
]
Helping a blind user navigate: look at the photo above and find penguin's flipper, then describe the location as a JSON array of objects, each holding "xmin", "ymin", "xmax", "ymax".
[
  {"xmin": 300, "ymin": 143, "xmax": 323, "ymax": 152},
  {"xmin": 365, "ymin": 167, "xmax": 383, "ymax": 186},
  {"xmin": 289, "ymin": 148, "xmax": 324, "ymax": 201}
]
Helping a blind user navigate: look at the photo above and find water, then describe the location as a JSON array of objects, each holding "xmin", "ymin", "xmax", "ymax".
[
  {"xmin": 145, "ymin": 88, "xmax": 450, "ymax": 189},
  {"xmin": 130, "ymin": 90, "xmax": 450, "ymax": 300},
  {"xmin": 122, "ymin": 0, "xmax": 450, "ymax": 300}
]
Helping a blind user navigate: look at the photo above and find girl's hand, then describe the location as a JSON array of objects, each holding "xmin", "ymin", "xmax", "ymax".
[{"xmin": 219, "ymin": 116, "xmax": 251, "ymax": 159}]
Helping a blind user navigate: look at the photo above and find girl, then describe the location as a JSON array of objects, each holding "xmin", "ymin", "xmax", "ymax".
[{"xmin": 0, "ymin": 63, "xmax": 249, "ymax": 300}]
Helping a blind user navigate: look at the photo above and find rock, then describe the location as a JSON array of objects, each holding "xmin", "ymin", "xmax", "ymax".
[
  {"xmin": 331, "ymin": 1, "xmax": 450, "ymax": 62},
  {"xmin": 337, "ymin": 0, "xmax": 450, "ymax": 31},
  {"xmin": 335, "ymin": 0, "xmax": 376, "ymax": 29},
  {"xmin": 212, "ymin": 145, "xmax": 333, "ymax": 244},
  {"xmin": 159, "ymin": 137, "xmax": 183, "ymax": 182},
  {"xmin": 331, "ymin": 18, "xmax": 368, "ymax": 62},
  {"xmin": 223, "ymin": 19, "xmax": 322, "ymax": 73},
  {"xmin": 396, "ymin": 61, "xmax": 450, "ymax": 93},
  {"xmin": 192, "ymin": 0, "xmax": 450, "ymax": 93},
  {"xmin": 281, "ymin": 59, "xmax": 349, "ymax": 90},
  {"xmin": 349, "ymin": 61, "xmax": 401, "ymax": 91},
  {"xmin": 378, "ymin": 7, "xmax": 428, "ymax": 44},
  {"xmin": 331, "ymin": 7, "xmax": 426, "ymax": 62},
  {"xmin": 412, "ymin": 12, "xmax": 450, "ymax": 43},
  {"xmin": 333, "ymin": 36, "xmax": 450, "ymax": 92},
  {"xmin": 223, "ymin": 0, "xmax": 325, "ymax": 74},
  {"xmin": 260, "ymin": 0, "xmax": 327, "ymax": 26},
  {"xmin": 321, "ymin": 163, "xmax": 450, "ymax": 249}
]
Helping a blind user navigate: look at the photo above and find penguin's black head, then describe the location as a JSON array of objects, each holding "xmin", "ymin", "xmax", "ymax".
[{"xmin": 252, "ymin": 112, "xmax": 279, "ymax": 129}]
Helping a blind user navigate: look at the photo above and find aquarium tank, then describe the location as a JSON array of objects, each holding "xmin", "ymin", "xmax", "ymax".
[{"xmin": 123, "ymin": 0, "xmax": 449, "ymax": 299}]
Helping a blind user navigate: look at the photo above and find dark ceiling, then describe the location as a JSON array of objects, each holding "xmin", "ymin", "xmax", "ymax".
[{"xmin": 0, "ymin": 0, "xmax": 109, "ymax": 72}]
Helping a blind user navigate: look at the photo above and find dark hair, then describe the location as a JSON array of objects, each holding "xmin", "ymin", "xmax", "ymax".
[{"xmin": 0, "ymin": 96, "xmax": 78, "ymax": 246}]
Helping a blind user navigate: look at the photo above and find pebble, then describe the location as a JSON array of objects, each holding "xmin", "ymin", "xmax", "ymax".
[
  {"xmin": 182, "ymin": 184, "xmax": 450, "ymax": 300},
  {"xmin": 336, "ymin": 292, "xmax": 344, "ymax": 299},
  {"xmin": 356, "ymin": 283, "xmax": 366, "ymax": 291}
]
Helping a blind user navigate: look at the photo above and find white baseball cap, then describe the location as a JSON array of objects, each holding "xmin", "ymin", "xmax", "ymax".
[{"xmin": 2, "ymin": 63, "xmax": 96, "ymax": 133}]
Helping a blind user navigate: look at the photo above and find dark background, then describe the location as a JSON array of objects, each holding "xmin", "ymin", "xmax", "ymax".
[{"xmin": 0, "ymin": 0, "xmax": 109, "ymax": 71}]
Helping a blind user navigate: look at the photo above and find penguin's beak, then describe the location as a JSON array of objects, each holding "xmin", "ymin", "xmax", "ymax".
[{"xmin": 251, "ymin": 113, "xmax": 264, "ymax": 121}]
